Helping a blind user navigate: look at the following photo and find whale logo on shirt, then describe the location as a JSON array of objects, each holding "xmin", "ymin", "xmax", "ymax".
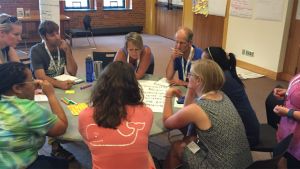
[{"xmin": 85, "ymin": 121, "xmax": 145, "ymax": 146}]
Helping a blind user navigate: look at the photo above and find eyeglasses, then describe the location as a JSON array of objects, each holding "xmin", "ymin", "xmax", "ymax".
[
  {"xmin": 1, "ymin": 16, "xmax": 18, "ymax": 24},
  {"xmin": 16, "ymin": 79, "xmax": 37, "ymax": 87},
  {"xmin": 187, "ymin": 72, "xmax": 199, "ymax": 78}
]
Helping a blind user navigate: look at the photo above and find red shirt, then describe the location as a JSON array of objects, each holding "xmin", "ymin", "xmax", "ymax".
[{"xmin": 78, "ymin": 105, "xmax": 153, "ymax": 169}]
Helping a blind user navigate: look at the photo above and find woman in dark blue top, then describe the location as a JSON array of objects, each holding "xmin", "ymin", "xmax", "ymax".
[{"xmin": 202, "ymin": 46, "xmax": 260, "ymax": 147}]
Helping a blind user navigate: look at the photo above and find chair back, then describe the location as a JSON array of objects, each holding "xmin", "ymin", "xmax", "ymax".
[
  {"xmin": 265, "ymin": 85, "xmax": 284, "ymax": 129},
  {"xmin": 247, "ymin": 133, "xmax": 293, "ymax": 169},
  {"xmin": 83, "ymin": 15, "xmax": 92, "ymax": 30},
  {"xmin": 93, "ymin": 52, "xmax": 116, "ymax": 69},
  {"xmin": 273, "ymin": 133, "xmax": 293, "ymax": 157}
]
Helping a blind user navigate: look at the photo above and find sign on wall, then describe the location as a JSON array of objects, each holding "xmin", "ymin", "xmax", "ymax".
[{"xmin": 39, "ymin": 0, "xmax": 60, "ymax": 27}]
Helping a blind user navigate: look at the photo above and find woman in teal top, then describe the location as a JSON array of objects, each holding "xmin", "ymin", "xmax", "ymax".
[{"xmin": 0, "ymin": 62, "xmax": 77, "ymax": 169}]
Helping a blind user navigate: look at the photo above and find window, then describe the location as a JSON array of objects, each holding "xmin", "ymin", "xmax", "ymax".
[
  {"xmin": 103, "ymin": 0, "xmax": 126, "ymax": 9},
  {"xmin": 65, "ymin": 0, "xmax": 89, "ymax": 9}
]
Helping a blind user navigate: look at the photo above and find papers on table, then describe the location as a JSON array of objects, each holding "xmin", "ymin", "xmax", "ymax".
[
  {"xmin": 54, "ymin": 74, "xmax": 84, "ymax": 84},
  {"xmin": 154, "ymin": 77, "xmax": 170, "ymax": 87},
  {"xmin": 139, "ymin": 80, "xmax": 169, "ymax": 113},
  {"xmin": 34, "ymin": 94, "xmax": 48, "ymax": 102}
]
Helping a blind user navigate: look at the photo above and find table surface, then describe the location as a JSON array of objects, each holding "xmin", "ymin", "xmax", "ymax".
[{"xmin": 39, "ymin": 75, "xmax": 169, "ymax": 141}]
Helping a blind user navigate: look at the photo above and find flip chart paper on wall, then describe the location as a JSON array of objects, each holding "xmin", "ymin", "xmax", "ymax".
[
  {"xmin": 39, "ymin": 0, "xmax": 60, "ymax": 27},
  {"xmin": 138, "ymin": 80, "xmax": 169, "ymax": 113},
  {"xmin": 230, "ymin": 0, "xmax": 254, "ymax": 18},
  {"xmin": 208, "ymin": 0, "xmax": 227, "ymax": 17},
  {"xmin": 254, "ymin": 0, "xmax": 284, "ymax": 21}
]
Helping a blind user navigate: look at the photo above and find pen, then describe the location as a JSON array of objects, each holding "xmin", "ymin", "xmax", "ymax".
[{"xmin": 80, "ymin": 84, "xmax": 92, "ymax": 90}]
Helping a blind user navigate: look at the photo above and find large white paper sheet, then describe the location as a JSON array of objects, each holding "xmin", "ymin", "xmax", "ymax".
[
  {"xmin": 208, "ymin": 0, "xmax": 227, "ymax": 17},
  {"xmin": 139, "ymin": 80, "xmax": 169, "ymax": 113},
  {"xmin": 254, "ymin": 0, "xmax": 284, "ymax": 21},
  {"xmin": 39, "ymin": 0, "xmax": 60, "ymax": 27},
  {"xmin": 230, "ymin": 0, "xmax": 254, "ymax": 18}
]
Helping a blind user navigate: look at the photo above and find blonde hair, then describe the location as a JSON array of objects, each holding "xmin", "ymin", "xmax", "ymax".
[
  {"xmin": 125, "ymin": 32, "xmax": 143, "ymax": 50},
  {"xmin": 0, "ymin": 13, "xmax": 21, "ymax": 33},
  {"xmin": 191, "ymin": 59, "xmax": 224, "ymax": 93}
]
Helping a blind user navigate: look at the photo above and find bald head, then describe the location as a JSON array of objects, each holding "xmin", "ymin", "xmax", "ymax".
[{"xmin": 175, "ymin": 27, "xmax": 193, "ymax": 42}]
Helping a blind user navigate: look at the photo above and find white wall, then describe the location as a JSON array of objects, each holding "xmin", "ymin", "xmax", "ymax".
[{"xmin": 226, "ymin": 0, "xmax": 293, "ymax": 72}]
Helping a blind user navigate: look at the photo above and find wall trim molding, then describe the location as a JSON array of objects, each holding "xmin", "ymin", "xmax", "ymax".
[{"xmin": 236, "ymin": 59, "xmax": 278, "ymax": 80}]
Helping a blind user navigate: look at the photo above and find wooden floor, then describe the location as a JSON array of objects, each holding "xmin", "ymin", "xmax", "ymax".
[{"xmin": 35, "ymin": 34, "xmax": 288, "ymax": 168}]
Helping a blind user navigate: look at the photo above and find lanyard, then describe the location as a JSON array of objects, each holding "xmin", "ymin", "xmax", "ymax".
[
  {"xmin": 127, "ymin": 53, "xmax": 140, "ymax": 70},
  {"xmin": 182, "ymin": 47, "xmax": 194, "ymax": 81},
  {"xmin": 44, "ymin": 42, "xmax": 61, "ymax": 74}
]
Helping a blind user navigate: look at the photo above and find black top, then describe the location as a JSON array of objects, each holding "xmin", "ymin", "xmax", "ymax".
[
  {"xmin": 222, "ymin": 70, "xmax": 260, "ymax": 147},
  {"xmin": 1, "ymin": 46, "xmax": 9, "ymax": 62}
]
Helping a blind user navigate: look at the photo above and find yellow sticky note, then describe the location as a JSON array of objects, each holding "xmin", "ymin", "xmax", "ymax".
[
  {"xmin": 67, "ymin": 103, "xmax": 88, "ymax": 116},
  {"xmin": 65, "ymin": 90, "xmax": 75, "ymax": 94}
]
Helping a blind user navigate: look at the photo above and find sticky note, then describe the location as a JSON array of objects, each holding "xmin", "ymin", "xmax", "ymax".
[
  {"xmin": 67, "ymin": 103, "xmax": 88, "ymax": 116},
  {"xmin": 65, "ymin": 90, "xmax": 75, "ymax": 94}
]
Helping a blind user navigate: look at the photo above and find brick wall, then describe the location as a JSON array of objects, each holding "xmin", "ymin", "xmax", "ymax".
[{"xmin": 0, "ymin": 0, "xmax": 145, "ymax": 29}]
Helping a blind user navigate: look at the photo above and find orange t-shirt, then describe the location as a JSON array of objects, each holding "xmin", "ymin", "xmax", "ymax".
[{"xmin": 78, "ymin": 105, "xmax": 154, "ymax": 169}]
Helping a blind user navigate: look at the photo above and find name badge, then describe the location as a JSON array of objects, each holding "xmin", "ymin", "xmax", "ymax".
[{"xmin": 187, "ymin": 141, "xmax": 201, "ymax": 154}]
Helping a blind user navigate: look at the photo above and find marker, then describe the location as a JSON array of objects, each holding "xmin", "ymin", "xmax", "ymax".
[
  {"xmin": 61, "ymin": 97, "xmax": 77, "ymax": 105},
  {"xmin": 80, "ymin": 84, "xmax": 92, "ymax": 90},
  {"xmin": 61, "ymin": 97, "xmax": 70, "ymax": 105}
]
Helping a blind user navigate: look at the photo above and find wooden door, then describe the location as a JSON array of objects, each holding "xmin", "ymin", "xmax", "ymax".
[
  {"xmin": 155, "ymin": 2, "xmax": 182, "ymax": 40},
  {"xmin": 193, "ymin": 14, "xmax": 225, "ymax": 49},
  {"xmin": 281, "ymin": 0, "xmax": 300, "ymax": 81}
]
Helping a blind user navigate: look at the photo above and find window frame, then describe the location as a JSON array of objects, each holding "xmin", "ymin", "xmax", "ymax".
[
  {"xmin": 103, "ymin": 0, "xmax": 126, "ymax": 9},
  {"xmin": 64, "ymin": 0, "xmax": 90, "ymax": 10}
]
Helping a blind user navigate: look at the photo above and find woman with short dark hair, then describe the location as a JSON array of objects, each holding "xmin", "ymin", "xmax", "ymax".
[{"xmin": 0, "ymin": 62, "xmax": 74, "ymax": 169}]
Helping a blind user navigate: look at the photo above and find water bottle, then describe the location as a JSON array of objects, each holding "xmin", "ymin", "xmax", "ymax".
[
  {"xmin": 93, "ymin": 61, "xmax": 103, "ymax": 80},
  {"xmin": 85, "ymin": 56, "xmax": 94, "ymax": 82}
]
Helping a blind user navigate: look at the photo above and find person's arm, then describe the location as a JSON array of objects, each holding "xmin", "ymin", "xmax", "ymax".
[
  {"xmin": 274, "ymin": 105, "xmax": 300, "ymax": 121},
  {"xmin": 184, "ymin": 87, "xmax": 197, "ymax": 106},
  {"xmin": 35, "ymin": 69, "xmax": 74, "ymax": 90},
  {"xmin": 166, "ymin": 55, "xmax": 176, "ymax": 81},
  {"xmin": 114, "ymin": 48, "xmax": 127, "ymax": 62},
  {"xmin": 36, "ymin": 80, "xmax": 68, "ymax": 137},
  {"xmin": 60, "ymin": 40, "xmax": 77, "ymax": 76},
  {"xmin": 135, "ymin": 47, "xmax": 151, "ymax": 79},
  {"xmin": 163, "ymin": 87, "xmax": 193, "ymax": 129},
  {"xmin": 8, "ymin": 47, "xmax": 20, "ymax": 62}
]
